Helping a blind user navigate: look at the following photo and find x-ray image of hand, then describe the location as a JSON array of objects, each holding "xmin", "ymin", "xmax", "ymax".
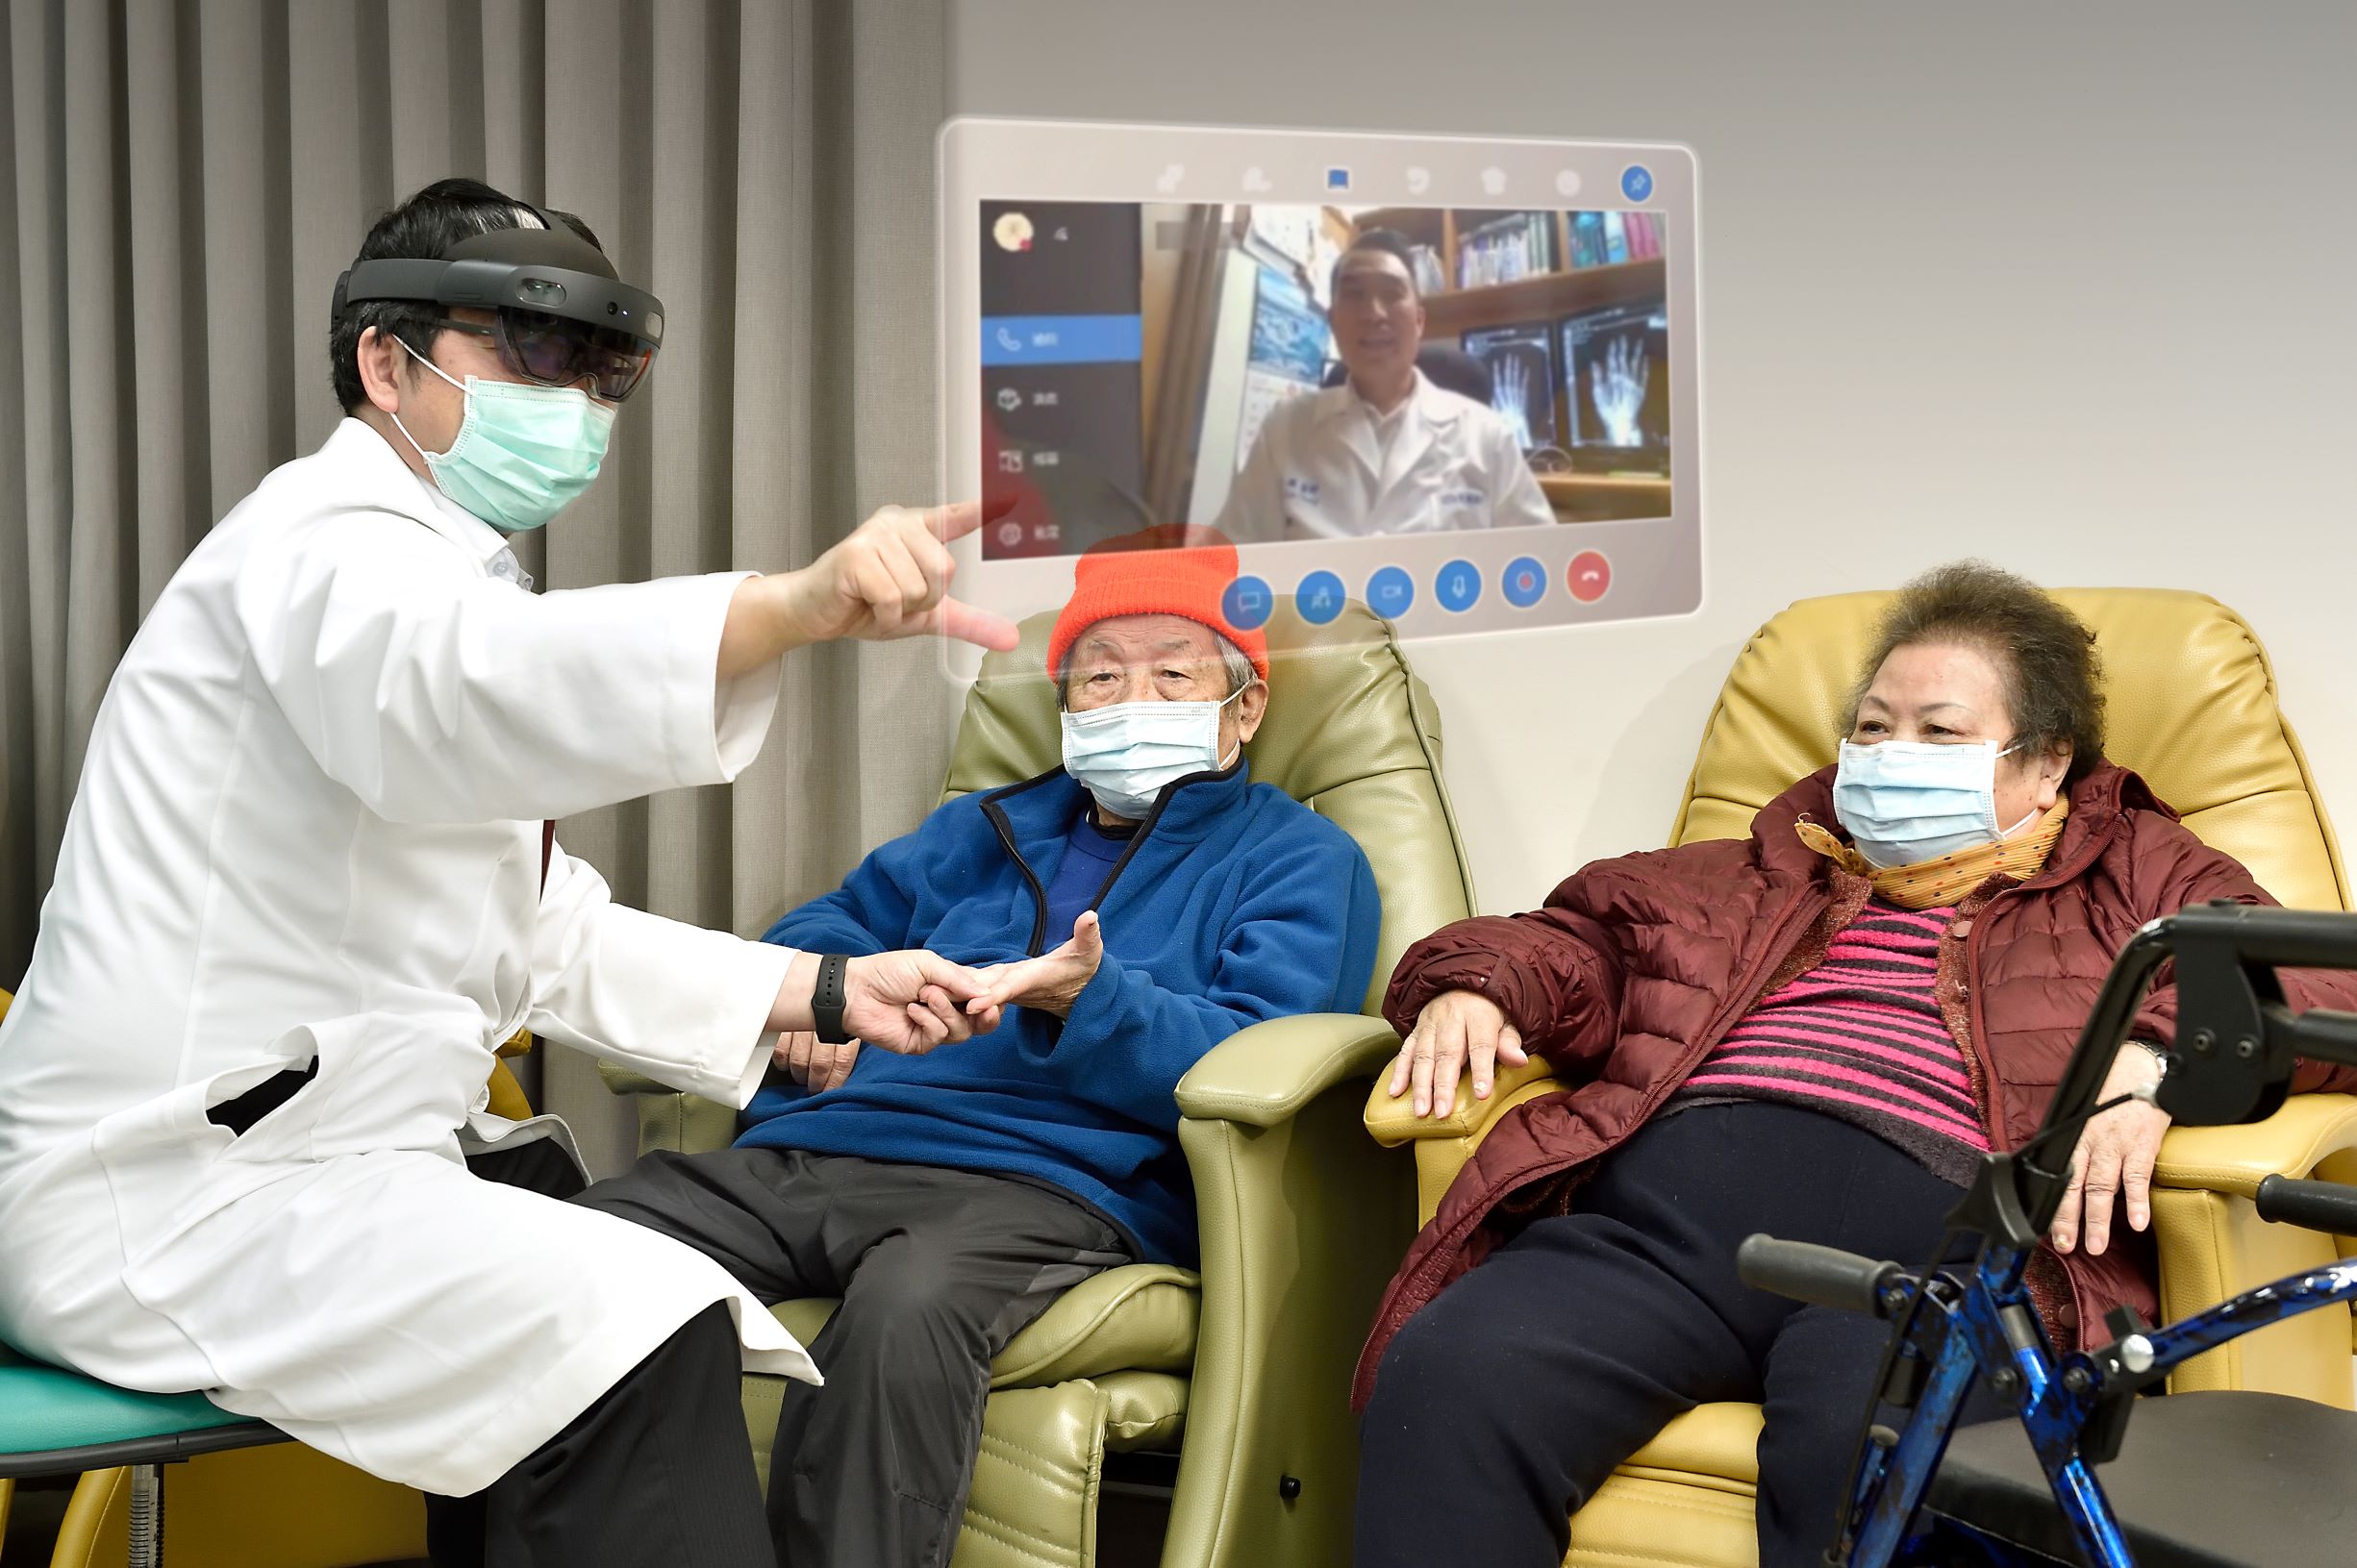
[
  {"xmin": 1494, "ymin": 355, "xmax": 1537, "ymax": 449},
  {"xmin": 1590, "ymin": 336, "xmax": 1650, "ymax": 447}
]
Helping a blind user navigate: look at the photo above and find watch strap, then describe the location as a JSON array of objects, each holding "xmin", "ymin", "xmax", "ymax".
[{"xmin": 812, "ymin": 954, "xmax": 852, "ymax": 1045}]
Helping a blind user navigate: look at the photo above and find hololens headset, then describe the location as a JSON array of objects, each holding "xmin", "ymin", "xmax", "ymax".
[{"xmin": 332, "ymin": 209, "xmax": 665, "ymax": 400}]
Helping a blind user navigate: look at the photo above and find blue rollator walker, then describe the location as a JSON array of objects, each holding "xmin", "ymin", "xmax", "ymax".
[{"xmin": 1740, "ymin": 901, "xmax": 2357, "ymax": 1568}]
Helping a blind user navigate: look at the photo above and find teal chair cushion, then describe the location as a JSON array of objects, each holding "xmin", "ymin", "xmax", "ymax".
[{"xmin": 0, "ymin": 1341, "xmax": 277, "ymax": 1478}]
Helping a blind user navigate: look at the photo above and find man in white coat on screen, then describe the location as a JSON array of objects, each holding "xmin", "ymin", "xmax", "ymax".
[
  {"xmin": 1215, "ymin": 228, "xmax": 1554, "ymax": 542},
  {"xmin": 0, "ymin": 179, "xmax": 1016, "ymax": 1566}
]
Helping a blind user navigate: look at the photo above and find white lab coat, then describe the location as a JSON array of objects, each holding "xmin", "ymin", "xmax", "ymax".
[
  {"xmin": 1215, "ymin": 370, "xmax": 1555, "ymax": 542},
  {"xmin": 0, "ymin": 418, "xmax": 818, "ymax": 1496}
]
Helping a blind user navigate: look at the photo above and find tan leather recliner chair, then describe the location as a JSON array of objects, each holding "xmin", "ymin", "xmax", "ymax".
[
  {"xmin": 606, "ymin": 600, "xmax": 1474, "ymax": 1567},
  {"xmin": 1366, "ymin": 587, "xmax": 2357, "ymax": 1568}
]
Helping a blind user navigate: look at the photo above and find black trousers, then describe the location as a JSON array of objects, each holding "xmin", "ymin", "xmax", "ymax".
[
  {"xmin": 423, "ymin": 1139, "xmax": 773, "ymax": 1568},
  {"xmin": 576, "ymin": 1147, "xmax": 1131, "ymax": 1568},
  {"xmin": 1357, "ymin": 1103, "xmax": 1998, "ymax": 1568}
]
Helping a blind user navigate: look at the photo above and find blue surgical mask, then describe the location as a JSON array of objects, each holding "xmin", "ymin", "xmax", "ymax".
[
  {"xmin": 1833, "ymin": 738, "xmax": 2039, "ymax": 869},
  {"xmin": 1060, "ymin": 689, "xmax": 1245, "ymax": 822},
  {"xmin": 390, "ymin": 338, "xmax": 615, "ymax": 534}
]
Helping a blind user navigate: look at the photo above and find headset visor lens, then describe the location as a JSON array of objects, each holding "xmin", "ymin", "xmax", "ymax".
[{"xmin": 493, "ymin": 309, "xmax": 658, "ymax": 401}]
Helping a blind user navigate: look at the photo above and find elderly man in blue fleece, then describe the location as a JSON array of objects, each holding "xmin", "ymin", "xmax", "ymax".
[{"xmin": 578, "ymin": 529, "xmax": 1380, "ymax": 1568}]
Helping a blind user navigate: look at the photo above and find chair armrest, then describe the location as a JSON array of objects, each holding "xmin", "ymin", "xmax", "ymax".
[
  {"xmin": 2152, "ymin": 1093, "xmax": 2357, "ymax": 1197},
  {"xmin": 1165, "ymin": 1015, "xmax": 1420, "ymax": 1568},
  {"xmin": 2147, "ymin": 1093, "xmax": 2357, "ymax": 1400},
  {"xmin": 1174, "ymin": 1013, "xmax": 1402, "ymax": 1129},
  {"xmin": 1363, "ymin": 1055, "xmax": 1563, "ymax": 1147},
  {"xmin": 595, "ymin": 1059, "xmax": 738, "ymax": 1157}
]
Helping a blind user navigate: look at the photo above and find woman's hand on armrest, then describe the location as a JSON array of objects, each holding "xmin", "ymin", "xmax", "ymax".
[{"xmin": 1385, "ymin": 989, "xmax": 1529, "ymax": 1119}]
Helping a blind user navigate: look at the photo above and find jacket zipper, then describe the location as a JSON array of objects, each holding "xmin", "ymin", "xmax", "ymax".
[
  {"xmin": 1643, "ymin": 884, "xmax": 1831, "ymax": 1112},
  {"xmin": 1957, "ymin": 894, "xmax": 2004, "ymax": 1148},
  {"xmin": 981, "ymin": 798, "xmax": 1051, "ymax": 957},
  {"xmin": 1962, "ymin": 810, "xmax": 2128, "ymax": 1350},
  {"xmin": 981, "ymin": 761, "xmax": 1241, "ymax": 957}
]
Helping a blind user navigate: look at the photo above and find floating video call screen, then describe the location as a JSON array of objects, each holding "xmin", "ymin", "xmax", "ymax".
[
  {"xmin": 977, "ymin": 199, "xmax": 1676, "ymax": 562},
  {"xmin": 939, "ymin": 121, "xmax": 1701, "ymax": 658}
]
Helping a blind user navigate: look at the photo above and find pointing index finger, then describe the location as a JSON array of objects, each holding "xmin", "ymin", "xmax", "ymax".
[{"xmin": 923, "ymin": 501, "xmax": 985, "ymax": 543}]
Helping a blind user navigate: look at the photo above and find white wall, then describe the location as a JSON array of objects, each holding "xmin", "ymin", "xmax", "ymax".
[{"xmin": 947, "ymin": 0, "xmax": 2357, "ymax": 913}]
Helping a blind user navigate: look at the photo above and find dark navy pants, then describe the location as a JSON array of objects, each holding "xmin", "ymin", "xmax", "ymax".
[{"xmin": 1358, "ymin": 1103, "xmax": 1996, "ymax": 1568}]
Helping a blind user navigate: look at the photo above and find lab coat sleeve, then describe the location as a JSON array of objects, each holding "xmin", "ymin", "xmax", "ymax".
[
  {"xmin": 526, "ymin": 846, "xmax": 796, "ymax": 1108},
  {"xmin": 1489, "ymin": 423, "xmax": 1558, "ymax": 531},
  {"xmin": 1212, "ymin": 420, "xmax": 1289, "ymax": 545},
  {"xmin": 236, "ymin": 512, "xmax": 781, "ymax": 825}
]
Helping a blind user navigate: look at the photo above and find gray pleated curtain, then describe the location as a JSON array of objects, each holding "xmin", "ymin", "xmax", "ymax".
[{"xmin": 0, "ymin": 0, "xmax": 958, "ymax": 1175}]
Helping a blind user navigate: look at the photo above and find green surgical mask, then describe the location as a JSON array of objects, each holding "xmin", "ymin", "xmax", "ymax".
[{"xmin": 390, "ymin": 338, "xmax": 616, "ymax": 534}]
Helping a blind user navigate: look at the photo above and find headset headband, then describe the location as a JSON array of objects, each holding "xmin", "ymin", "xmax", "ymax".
[{"xmin": 332, "ymin": 215, "xmax": 664, "ymax": 347}]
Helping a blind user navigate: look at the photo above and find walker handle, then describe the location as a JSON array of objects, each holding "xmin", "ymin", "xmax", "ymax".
[
  {"xmin": 2255, "ymin": 1174, "xmax": 2357, "ymax": 1236},
  {"xmin": 1738, "ymin": 1234, "xmax": 1904, "ymax": 1317}
]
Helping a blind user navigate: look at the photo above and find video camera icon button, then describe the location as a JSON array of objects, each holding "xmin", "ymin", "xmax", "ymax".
[{"xmin": 1367, "ymin": 565, "xmax": 1415, "ymax": 619}]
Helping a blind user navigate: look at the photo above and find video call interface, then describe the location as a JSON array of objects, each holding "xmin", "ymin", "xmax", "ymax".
[{"xmin": 978, "ymin": 199, "xmax": 1675, "ymax": 562}]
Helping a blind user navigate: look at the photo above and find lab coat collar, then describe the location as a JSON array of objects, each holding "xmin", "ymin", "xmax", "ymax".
[
  {"xmin": 1312, "ymin": 369, "xmax": 1461, "ymax": 487},
  {"xmin": 1310, "ymin": 369, "xmax": 1467, "ymax": 432},
  {"xmin": 327, "ymin": 417, "xmax": 529, "ymax": 579}
]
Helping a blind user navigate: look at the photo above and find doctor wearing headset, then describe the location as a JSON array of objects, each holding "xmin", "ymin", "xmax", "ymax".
[{"xmin": 0, "ymin": 178, "xmax": 1017, "ymax": 1566}]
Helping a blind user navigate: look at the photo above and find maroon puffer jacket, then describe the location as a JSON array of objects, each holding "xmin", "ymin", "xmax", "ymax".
[{"xmin": 1354, "ymin": 760, "xmax": 2357, "ymax": 1409}]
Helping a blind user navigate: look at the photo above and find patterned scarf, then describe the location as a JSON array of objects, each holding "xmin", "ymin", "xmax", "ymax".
[{"xmin": 1797, "ymin": 799, "xmax": 2071, "ymax": 910}]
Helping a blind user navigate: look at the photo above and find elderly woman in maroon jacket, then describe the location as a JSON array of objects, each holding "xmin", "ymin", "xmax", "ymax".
[{"xmin": 1351, "ymin": 562, "xmax": 2357, "ymax": 1568}]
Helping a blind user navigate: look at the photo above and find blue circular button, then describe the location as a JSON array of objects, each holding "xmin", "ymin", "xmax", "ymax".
[
  {"xmin": 1223, "ymin": 575, "xmax": 1273, "ymax": 632},
  {"xmin": 1294, "ymin": 569, "xmax": 1346, "ymax": 625},
  {"xmin": 1620, "ymin": 163, "xmax": 1654, "ymax": 203},
  {"xmin": 1435, "ymin": 560, "xmax": 1483, "ymax": 614},
  {"xmin": 1501, "ymin": 556, "xmax": 1548, "ymax": 609},
  {"xmin": 1366, "ymin": 564, "xmax": 1415, "ymax": 619}
]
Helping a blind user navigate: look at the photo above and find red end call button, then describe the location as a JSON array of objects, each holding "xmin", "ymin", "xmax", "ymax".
[{"xmin": 1567, "ymin": 550, "xmax": 1612, "ymax": 603}]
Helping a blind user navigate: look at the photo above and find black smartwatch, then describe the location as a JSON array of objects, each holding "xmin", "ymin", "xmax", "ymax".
[{"xmin": 811, "ymin": 954, "xmax": 853, "ymax": 1045}]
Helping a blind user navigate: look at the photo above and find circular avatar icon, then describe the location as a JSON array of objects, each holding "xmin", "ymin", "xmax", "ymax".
[{"xmin": 992, "ymin": 212, "xmax": 1035, "ymax": 252}]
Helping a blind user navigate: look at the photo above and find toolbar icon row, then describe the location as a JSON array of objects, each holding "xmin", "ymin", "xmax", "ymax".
[{"xmin": 1220, "ymin": 552, "xmax": 1613, "ymax": 632}]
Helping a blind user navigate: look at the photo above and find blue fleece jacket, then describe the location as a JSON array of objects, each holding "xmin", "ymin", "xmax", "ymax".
[{"xmin": 736, "ymin": 762, "xmax": 1380, "ymax": 1266}]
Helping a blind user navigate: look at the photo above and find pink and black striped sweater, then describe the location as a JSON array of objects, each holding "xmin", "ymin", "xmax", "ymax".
[{"xmin": 1667, "ymin": 896, "xmax": 1990, "ymax": 1182}]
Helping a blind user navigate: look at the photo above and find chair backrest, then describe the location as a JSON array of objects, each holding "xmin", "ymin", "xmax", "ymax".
[
  {"xmin": 941, "ymin": 601, "xmax": 1476, "ymax": 1014},
  {"xmin": 1321, "ymin": 344, "xmax": 1496, "ymax": 406},
  {"xmin": 1668, "ymin": 588, "xmax": 2350, "ymax": 911}
]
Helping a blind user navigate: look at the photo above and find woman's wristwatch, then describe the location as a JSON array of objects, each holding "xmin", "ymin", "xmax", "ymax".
[{"xmin": 2124, "ymin": 1037, "xmax": 2169, "ymax": 1069}]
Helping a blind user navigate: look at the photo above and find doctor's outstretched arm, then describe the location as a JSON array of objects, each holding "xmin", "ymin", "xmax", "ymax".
[
  {"xmin": 238, "ymin": 500, "xmax": 1013, "ymax": 827},
  {"xmin": 529, "ymin": 848, "xmax": 1000, "ymax": 1108},
  {"xmin": 718, "ymin": 501, "xmax": 1017, "ymax": 675}
]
